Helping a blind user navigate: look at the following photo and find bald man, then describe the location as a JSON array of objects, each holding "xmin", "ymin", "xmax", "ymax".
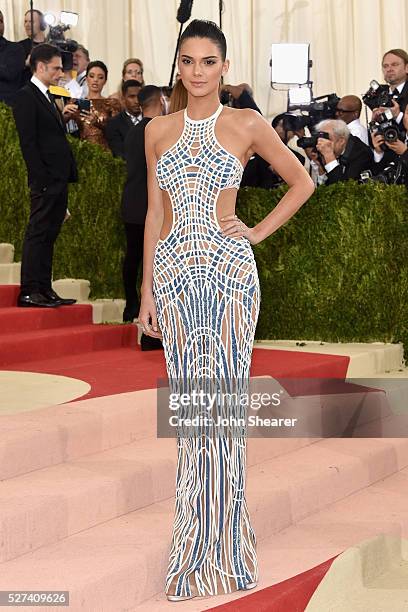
[{"xmin": 335, "ymin": 95, "xmax": 368, "ymax": 145}]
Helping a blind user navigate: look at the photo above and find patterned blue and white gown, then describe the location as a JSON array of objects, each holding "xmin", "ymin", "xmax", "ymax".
[{"xmin": 153, "ymin": 103, "xmax": 261, "ymax": 598}]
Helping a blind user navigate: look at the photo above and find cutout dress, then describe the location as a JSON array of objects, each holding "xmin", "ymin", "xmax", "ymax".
[{"xmin": 153, "ymin": 103, "xmax": 260, "ymax": 597}]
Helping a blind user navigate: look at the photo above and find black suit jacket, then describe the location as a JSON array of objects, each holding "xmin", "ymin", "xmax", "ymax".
[
  {"xmin": 325, "ymin": 135, "xmax": 373, "ymax": 185},
  {"xmin": 395, "ymin": 80, "xmax": 408, "ymax": 114},
  {"xmin": 12, "ymin": 81, "xmax": 78, "ymax": 190},
  {"xmin": 0, "ymin": 37, "xmax": 25, "ymax": 105},
  {"xmin": 122, "ymin": 117, "xmax": 151, "ymax": 224},
  {"xmin": 106, "ymin": 111, "xmax": 137, "ymax": 159}
]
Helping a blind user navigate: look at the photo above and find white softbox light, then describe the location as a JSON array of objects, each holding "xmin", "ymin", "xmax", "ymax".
[{"xmin": 271, "ymin": 43, "xmax": 310, "ymax": 85}]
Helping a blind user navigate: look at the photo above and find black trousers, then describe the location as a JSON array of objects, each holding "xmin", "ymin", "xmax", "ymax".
[
  {"xmin": 20, "ymin": 181, "xmax": 68, "ymax": 294},
  {"xmin": 123, "ymin": 222, "xmax": 145, "ymax": 314}
]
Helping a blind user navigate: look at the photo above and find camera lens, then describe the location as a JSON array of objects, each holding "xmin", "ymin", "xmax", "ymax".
[{"xmin": 384, "ymin": 128, "xmax": 398, "ymax": 142}]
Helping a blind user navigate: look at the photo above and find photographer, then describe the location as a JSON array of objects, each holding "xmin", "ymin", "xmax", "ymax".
[
  {"xmin": 371, "ymin": 105, "xmax": 408, "ymax": 185},
  {"xmin": 314, "ymin": 119, "xmax": 373, "ymax": 185},
  {"xmin": 0, "ymin": 10, "xmax": 26, "ymax": 105},
  {"xmin": 372, "ymin": 49, "xmax": 408, "ymax": 129},
  {"xmin": 19, "ymin": 9, "xmax": 47, "ymax": 86},
  {"xmin": 220, "ymin": 82, "xmax": 261, "ymax": 113},
  {"xmin": 335, "ymin": 95, "xmax": 368, "ymax": 145}
]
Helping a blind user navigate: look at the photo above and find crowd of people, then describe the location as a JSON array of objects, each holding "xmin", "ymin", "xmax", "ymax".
[
  {"xmin": 2, "ymin": 8, "xmax": 408, "ymax": 187},
  {"xmin": 1, "ymin": 7, "xmax": 408, "ymax": 347}
]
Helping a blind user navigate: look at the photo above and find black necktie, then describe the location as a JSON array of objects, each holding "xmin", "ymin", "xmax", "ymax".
[{"xmin": 47, "ymin": 90, "xmax": 64, "ymax": 126}]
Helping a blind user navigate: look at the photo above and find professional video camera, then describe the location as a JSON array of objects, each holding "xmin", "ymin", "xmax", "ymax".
[
  {"xmin": 360, "ymin": 161, "xmax": 406, "ymax": 185},
  {"xmin": 44, "ymin": 11, "xmax": 79, "ymax": 71},
  {"xmin": 368, "ymin": 108, "xmax": 400, "ymax": 151},
  {"xmin": 297, "ymin": 131, "xmax": 331, "ymax": 150},
  {"xmin": 288, "ymin": 93, "xmax": 340, "ymax": 130},
  {"xmin": 47, "ymin": 28, "xmax": 77, "ymax": 71},
  {"xmin": 362, "ymin": 80, "xmax": 399, "ymax": 111}
]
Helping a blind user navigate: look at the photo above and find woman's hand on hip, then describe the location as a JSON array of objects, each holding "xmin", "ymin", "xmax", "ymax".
[{"xmin": 220, "ymin": 214, "xmax": 261, "ymax": 245}]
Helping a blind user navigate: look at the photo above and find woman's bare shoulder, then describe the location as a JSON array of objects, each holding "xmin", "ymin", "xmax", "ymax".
[{"xmin": 222, "ymin": 106, "xmax": 266, "ymax": 127}]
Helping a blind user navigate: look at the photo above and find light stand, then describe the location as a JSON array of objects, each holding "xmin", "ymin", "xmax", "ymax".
[
  {"xmin": 169, "ymin": 0, "xmax": 194, "ymax": 87},
  {"xmin": 29, "ymin": 0, "xmax": 34, "ymax": 49}
]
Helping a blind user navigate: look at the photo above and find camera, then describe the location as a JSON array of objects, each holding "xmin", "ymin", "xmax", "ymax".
[
  {"xmin": 368, "ymin": 108, "xmax": 400, "ymax": 151},
  {"xmin": 47, "ymin": 24, "xmax": 78, "ymax": 71},
  {"xmin": 362, "ymin": 80, "xmax": 399, "ymax": 111},
  {"xmin": 360, "ymin": 161, "xmax": 405, "ymax": 185},
  {"xmin": 297, "ymin": 131, "xmax": 331, "ymax": 150},
  {"xmin": 289, "ymin": 93, "xmax": 340, "ymax": 130}
]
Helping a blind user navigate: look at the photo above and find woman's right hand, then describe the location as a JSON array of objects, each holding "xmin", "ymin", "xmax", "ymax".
[
  {"xmin": 63, "ymin": 103, "xmax": 78, "ymax": 117},
  {"xmin": 138, "ymin": 289, "xmax": 163, "ymax": 339}
]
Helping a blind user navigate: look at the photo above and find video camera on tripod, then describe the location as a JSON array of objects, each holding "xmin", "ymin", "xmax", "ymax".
[{"xmin": 43, "ymin": 10, "xmax": 79, "ymax": 70}]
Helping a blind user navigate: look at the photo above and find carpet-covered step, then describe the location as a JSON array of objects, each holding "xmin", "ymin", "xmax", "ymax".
[
  {"xmin": 0, "ymin": 434, "xmax": 332, "ymax": 562},
  {"xmin": 145, "ymin": 469, "xmax": 408, "ymax": 612},
  {"xmin": 0, "ymin": 323, "xmax": 137, "ymax": 367},
  {"xmin": 0, "ymin": 434, "xmax": 407, "ymax": 567},
  {"xmin": 0, "ymin": 441, "xmax": 407, "ymax": 611},
  {"xmin": 0, "ymin": 285, "xmax": 19, "ymax": 307},
  {"xmin": 0, "ymin": 377, "xmax": 393, "ymax": 481},
  {"xmin": 0, "ymin": 304, "xmax": 93, "ymax": 334}
]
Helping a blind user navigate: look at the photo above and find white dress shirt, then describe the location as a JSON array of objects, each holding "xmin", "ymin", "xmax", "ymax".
[
  {"xmin": 30, "ymin": 75, "xmax": 51, "ymax": 102},
  {"xmin": 347, "ymin": 118, "xmax": 369, "ymax": 145}
]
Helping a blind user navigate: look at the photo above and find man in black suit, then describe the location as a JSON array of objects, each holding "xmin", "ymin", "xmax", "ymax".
[
  {"xmin": 315, "ymin": 119, "xmax": 373, "ymax": 185},
  {"xmin": 122, "ymin": 85, "xmax": 164, "ymax": 349},
  {"xmin": 12, "ymin": 44, "xmax": 78, "ymax": 308},
  {"xmin": 106, "ymin": 79, "xmax": 142, "ymax": 158},
  {"xmin": 372, "ymin": 49, "xmax": 408, "ymax": 131},
  {"xmin": 0, "ymin": 10, "xmax": 25, "ymax": 105}
]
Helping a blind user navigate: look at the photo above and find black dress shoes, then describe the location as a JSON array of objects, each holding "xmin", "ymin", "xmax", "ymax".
[
  {"xmin": 42, "ymin": 288, "xmax": 77, "ymax": 306},
  {"xmin": 17, "ymin": 292, "xmax": 60, "ymax": 308}
]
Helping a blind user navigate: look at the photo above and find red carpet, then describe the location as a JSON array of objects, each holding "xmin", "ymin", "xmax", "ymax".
[
  {"xmin": 0, "ymin": 284, "xmax": 350, "ymax": 400},
  {"xmin": 207, "ymin": 555, "xmax": 339, "ymax": 611}
]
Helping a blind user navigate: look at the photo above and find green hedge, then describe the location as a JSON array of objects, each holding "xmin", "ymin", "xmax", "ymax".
[{"xmin": 1, "ymin": 102, "xmax": 408, "ymax": 347}]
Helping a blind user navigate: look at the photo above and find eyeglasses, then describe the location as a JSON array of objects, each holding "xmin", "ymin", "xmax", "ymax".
[{"xmin": 335, "ymin": 108, "xmax": 357, "ymax": 114}]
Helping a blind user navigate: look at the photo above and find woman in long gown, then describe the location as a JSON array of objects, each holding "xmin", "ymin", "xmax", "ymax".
[{"xmin": 139, "ymin": 20, "xmax": 315, "ymax": 602}]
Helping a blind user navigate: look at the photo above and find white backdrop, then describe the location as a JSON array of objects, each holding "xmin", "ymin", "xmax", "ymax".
[{"xmin": 2, "ymin": 0, "xmax": 408, "ymax": 119}]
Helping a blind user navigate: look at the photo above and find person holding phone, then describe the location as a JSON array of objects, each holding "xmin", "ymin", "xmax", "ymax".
[{"xmin": 63, "ymin": 60, "xmax": 120, "ymax": 150}]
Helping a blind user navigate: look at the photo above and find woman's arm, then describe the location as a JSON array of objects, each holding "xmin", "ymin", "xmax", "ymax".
[
  {"xmin": 223, "ymin": 110, "xmax": 315, "ymax": 245},
  {"xmin": 139, "ymin": 118, "xmax": 165, "ymax": 338},
  {"xmin": 249, "ymin": 110, "xmax": 314, "ymax": 243}
]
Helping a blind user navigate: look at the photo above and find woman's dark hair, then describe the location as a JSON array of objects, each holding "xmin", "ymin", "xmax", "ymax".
[
  {"xmin": 29, "ymin": 43, "xmax": 61, "ymax": 72},
  {"xmin": 86, "ymin": 60, "xmax": 108, "ymax": 80},
  {"xmin": 179, "ymin": 19, "xmax": 226, "ymax": 61}
]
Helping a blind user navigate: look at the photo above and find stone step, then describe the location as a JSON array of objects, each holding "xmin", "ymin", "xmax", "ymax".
[
  {"xmin": 0, "ymin": 437, "xmax": 407, "ymax": 610},
  {"xmin": 0, "ymin": 374, "xmax": 398, "ymax": 483},
  {"xmin": 0, "ymin": 262, "xmax": 20, "ymax": 284},
  {"xmin": 135, "ymin": 466, "xmax": 408, "ymax": 611},
  {"xmin": 0, "ymin": 243, "xmax": 14, "ymax": 264}
]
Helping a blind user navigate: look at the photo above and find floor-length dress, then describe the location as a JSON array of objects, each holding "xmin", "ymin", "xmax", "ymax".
[{"xmin": 153, "ymin": 103, "xmax": 260, "ymax": 598}]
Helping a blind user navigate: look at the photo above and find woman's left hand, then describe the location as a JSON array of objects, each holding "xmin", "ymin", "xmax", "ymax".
[{"xmin": 220, "ymin": 214, "xmax": 260, "ymax": 245}]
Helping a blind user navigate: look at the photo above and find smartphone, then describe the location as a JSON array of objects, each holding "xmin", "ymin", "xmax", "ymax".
[{"xmin": 76, "ymin": 99, "xmax": 91, "ymax": 112}]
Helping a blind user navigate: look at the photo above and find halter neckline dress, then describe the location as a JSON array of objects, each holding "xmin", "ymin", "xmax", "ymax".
[{"xmin": 154, "ymin": 102, "xmax": 260, "ymax": 598}]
